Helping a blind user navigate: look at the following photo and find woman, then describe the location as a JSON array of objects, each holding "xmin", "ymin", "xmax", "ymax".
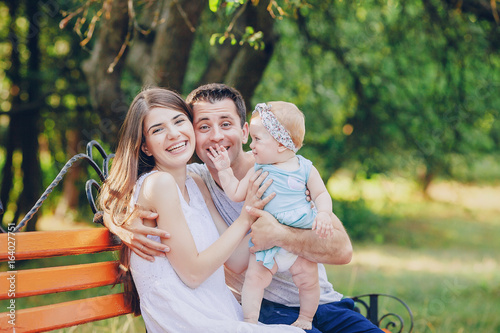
[{"xmin": 99, "ymin": 88, "xmax": 303, "ymax": 332}]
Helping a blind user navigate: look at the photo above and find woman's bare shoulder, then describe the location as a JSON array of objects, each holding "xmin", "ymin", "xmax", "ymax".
[{"xmin": 141, "ymin": 171, "xmax": 178, "ymax": 200}]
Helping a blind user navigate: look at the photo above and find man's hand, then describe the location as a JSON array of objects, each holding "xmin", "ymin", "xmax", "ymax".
[
  {"xmin": 104, "ymin": 207, "xmax": 170, "ymax": 262},
  {"xmin": 246, "ymin": 207, "xmax": 284, "ymax": 253},
  {"xmin": 246, "ymin": 209, "xmax": 352, "ymax": 265},
  {"xmin": 312, "ymin": 211, "xmax": 334, "ymax": 239}
]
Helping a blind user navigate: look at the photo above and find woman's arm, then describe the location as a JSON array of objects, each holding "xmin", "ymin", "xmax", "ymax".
[
  {"xmin": 190, "ymin": 173, "xmax": 270, "ymax": 275},
  {"xmin": 141, "ymin": 172, "xmax": 255, "ymax": 289}
]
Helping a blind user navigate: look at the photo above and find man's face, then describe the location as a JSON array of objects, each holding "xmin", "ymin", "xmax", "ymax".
[{"xmin": 192, "ymin": 99, "xmax": 249, "ymax": 168}]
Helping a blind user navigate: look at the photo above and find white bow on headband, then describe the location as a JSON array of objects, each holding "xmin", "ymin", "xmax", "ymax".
[{"xmin": 252, "ymin": 103, "xmax": 298, "ymax": 153}]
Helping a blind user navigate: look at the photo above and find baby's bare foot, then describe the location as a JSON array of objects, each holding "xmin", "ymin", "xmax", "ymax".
[{"xmin": 291, "ymin": 318, "xmax": 312, "ymax": 330}]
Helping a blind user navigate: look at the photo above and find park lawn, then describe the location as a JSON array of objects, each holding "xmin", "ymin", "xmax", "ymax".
[
  {"xmin": 2, "ymin": 180, "xmax": 499, "ymax": 332},
  {"xmin": 325, "ymin": 179, "xmax": 500, "ymax": 333}
]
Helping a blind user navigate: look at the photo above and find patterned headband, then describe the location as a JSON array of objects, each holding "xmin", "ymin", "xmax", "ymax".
[{"xmin": 252, "ymin": 103, "xmax": 298, "ymax": 153}]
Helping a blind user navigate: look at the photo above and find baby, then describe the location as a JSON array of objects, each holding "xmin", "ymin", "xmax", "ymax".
[{"xmin": 208, "ymin": 101, "xmax": 334, "ymax": 330}]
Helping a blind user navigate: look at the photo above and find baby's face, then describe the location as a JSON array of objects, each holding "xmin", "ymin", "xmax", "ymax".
[{"xmin": 249, "ymin": 116, "xmax": 281, "ymax": 165}]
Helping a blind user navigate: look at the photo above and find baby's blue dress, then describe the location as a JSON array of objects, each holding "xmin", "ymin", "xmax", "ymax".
[{"xmin": 253, "ymin": 155, "xmax": 317, "ymax": 270}]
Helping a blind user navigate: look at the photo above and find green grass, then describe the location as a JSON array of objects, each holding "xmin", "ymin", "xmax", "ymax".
[{"xmin": 325, "ymin": 176, "xmax": 500, "ymax": 333}]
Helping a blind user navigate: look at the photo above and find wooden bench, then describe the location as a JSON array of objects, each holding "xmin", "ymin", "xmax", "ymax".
[
  {"xmin": 0, "ymin": 140, "xmax": 413, "ymax": 332},
  {"xmin": 0, "ymin": 229, "xmax": 130, "ymax": 332}
]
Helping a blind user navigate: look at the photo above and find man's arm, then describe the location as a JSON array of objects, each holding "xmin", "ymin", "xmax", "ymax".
[
  {"xmin": 103, "ymin": 209, "xmax": 170, "ymax": 262},
  {"xmin": 247, "ymin": 209, "xmax": 352, "ymax": 265}
]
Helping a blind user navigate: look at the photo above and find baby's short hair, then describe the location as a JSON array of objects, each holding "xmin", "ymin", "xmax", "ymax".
[{"xmin": 253, "ymin": 101, "xmax": 305, "ymax": 150}]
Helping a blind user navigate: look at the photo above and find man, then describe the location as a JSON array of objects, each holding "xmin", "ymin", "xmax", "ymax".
[{"xmin": 104, "ymin": 83, "xmax": 382, "ymax": 332}]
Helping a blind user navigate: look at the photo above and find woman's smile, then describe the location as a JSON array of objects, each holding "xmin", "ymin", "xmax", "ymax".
[{"xmin": 167, "ymin": 141, "xmax": 188, "ymax": 153}]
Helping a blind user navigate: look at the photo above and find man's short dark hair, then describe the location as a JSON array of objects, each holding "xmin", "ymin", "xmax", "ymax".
[{"xmin": 186, "ymin": 83, "xmax": 247, "ymax": 127}]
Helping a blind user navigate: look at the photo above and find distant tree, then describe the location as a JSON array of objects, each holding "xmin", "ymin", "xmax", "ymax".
[
  {"xmin": 253, "ymin": 0, "xmax": 500, "ymax": 192},
  {"xmin": 1, "ymin": 0, "xmax": 499, "ymax": 232},
  {"xmin": 0, "ymin": 0, "xmax": 93, "ymax": 230},
  {"xmin": 1, "ymin": 0, "xmax": 43, "ymax": 231},
  {"xmin": 77, "ymin": 0, "xmax": 281, "ymax": 145}
]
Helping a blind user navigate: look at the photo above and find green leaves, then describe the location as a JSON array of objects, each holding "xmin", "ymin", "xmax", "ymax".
[
  {"xmin": 209, "ymin": 0, "xmax": 221, "ymax": 13},
  {"xmin": 209, "ymin": 0, "xmax": 246, "ymax": 15},
  {"xmin": 209, "ymin": 26, "xmax": 264, "ymax": 50}
]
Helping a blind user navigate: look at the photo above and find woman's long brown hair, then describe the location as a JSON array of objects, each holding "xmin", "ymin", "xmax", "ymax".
[{"xmin": 99, "ymin": 88, "xmax": 192, "ymax": 315}]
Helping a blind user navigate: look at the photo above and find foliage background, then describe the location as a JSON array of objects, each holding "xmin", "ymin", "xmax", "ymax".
[{"xmin": 0, "ymin": 0, "xmax": 499, "ymax": 332}]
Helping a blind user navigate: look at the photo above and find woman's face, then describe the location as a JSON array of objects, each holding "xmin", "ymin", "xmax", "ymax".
[{"xmin": 141, "ymin": 107, "xmax": 195, "ymax": 171}]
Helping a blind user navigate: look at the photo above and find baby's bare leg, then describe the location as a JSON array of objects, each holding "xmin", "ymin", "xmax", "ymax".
[
  {"xmin": 289, "ymin": 256, "xmax": 320, "ymax": 330},
  {"xmin": 241, "ymin": 254, "xmax": 277, "ymax": 324}
]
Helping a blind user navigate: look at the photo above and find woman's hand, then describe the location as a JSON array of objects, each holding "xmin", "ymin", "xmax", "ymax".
[
  {"xmin": 103, "ymin": 207, "xmax": 170, "ymax": 262},
  {"xmin": 242, "ymin": 169, "xmax": 276, "ymax": 222}
]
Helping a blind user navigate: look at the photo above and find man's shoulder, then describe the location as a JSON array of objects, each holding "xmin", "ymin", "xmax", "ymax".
[
  {"xmin": 187, "ymin": 162, "xmax": 209, "ymax": 175},
  {"xmin": 188, "ymin": 163, "xmax": 218, "ymax": 188}
]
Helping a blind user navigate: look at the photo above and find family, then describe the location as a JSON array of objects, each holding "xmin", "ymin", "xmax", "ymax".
[{"xmin": 100, "ymin": 83, "xmax": 383, "ymax": 332}]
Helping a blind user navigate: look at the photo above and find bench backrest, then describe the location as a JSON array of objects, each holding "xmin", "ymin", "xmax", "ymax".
[{"xmin": 0, "ymin": 228, "xmax": 131, "ymax": 332}]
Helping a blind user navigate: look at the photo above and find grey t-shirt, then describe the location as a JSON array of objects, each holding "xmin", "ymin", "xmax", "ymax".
[{"xmin": 187, "ymin": 163, "xmax": 343, "ymax": 307}]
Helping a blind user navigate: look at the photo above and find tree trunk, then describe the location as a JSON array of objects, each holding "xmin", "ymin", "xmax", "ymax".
[
  {"xmin": 225, "ymin": 2, "xmax": 278, "ymax": 113},
  {"xmin": 54, "ymin": 130, "xmax": 82, "ymax": 219},
  {"xmin": 125, "ymin": 31, "xmax": 154, "ymax": 82},
  {"xmin": 198, "ymin": 4, "xmax": 249, "ymax": 87},
  {"xmin": 145, "ymin": 0, "xmax": 205, "ymax": 91},
  {"xmin": 82, "ymin": 0, "xmax": 130, "ymax": 146},
  {"xmin": 20, "ymin": 0, "xmax": 43, "ymax": 232},
  {"xmin": 0, "ymin": 115, "xmax": 19, "ymax": 227},
  {"xmin": 421, "ymin": 168, "xmax": 434, "ymax": 200},
  {"xmin": 199, "ymin": 40, "xmax": 241, "ymax": 86},
  {"xmin": 124, "ymin": 0, "xmax": 162, "ymax": 81},
  {"xmin": 1, "ymin": 0, "xmax": 22, "ymax": 228},
  {"xmin": 442, "ymin": 0, "xmax": 500, "ymax": 22}
]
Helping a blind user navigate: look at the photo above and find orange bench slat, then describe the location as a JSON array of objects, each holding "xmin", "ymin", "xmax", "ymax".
[
  {"xmin": 0, "ymin": 261, "xmax": 121, "ymax": 300},
  {"xmin": 0, "ymin": 293, "xmax": 132, "ymax": 332},
  {"xmin": 0, "ymin": 228, "xmax": 121, "ymax": 261}
]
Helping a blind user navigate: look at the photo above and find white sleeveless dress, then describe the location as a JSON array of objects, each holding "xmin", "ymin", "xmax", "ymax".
[{"xmin": 130, "ymin": 171, "xmax": 303, "ymax": 333}]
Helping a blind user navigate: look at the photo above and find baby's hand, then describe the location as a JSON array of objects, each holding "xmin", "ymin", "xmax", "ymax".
[
  {"xmin": 207, "ymin": 144, "xmax": 231, "ymax": 171},
  {"xmin": 312, "ymin": 212, "xmax": 334, "ymax": 239}
]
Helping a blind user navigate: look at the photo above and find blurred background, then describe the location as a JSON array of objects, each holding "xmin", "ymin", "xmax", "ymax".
[{"xmin": 0, "ymin": 0, "xmax": 499, "ymax": 332}]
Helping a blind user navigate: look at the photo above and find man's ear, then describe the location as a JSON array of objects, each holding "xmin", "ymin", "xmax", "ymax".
[
  {"xmin": 141, "ymin": 143, "xmax": 152, "ymax": 156},
  {"xmin": 241, "ymin": 122, "xmax": 249, "ymax": 144}
]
